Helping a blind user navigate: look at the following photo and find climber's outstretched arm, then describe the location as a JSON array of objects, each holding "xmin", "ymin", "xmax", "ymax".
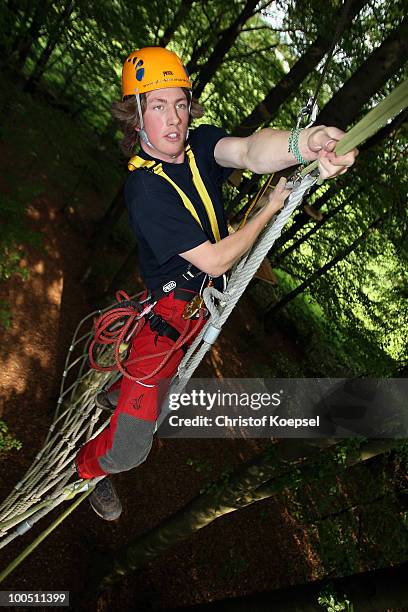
[{"xmin": 214, "ymin": 126, "xmax": 358, "ymax": 178}]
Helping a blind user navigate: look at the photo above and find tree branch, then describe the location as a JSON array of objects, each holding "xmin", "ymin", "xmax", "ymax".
[
  {"xmin": 241, "ymin": 24, "xmax": 273, "ymax": 32},
  {"xmin": 252, "ymin": 0, "xmax": 275, "ymax": 17},
  {"xmin": 228, "ymin": 43, "xmax": 278, "ymax": 61}
]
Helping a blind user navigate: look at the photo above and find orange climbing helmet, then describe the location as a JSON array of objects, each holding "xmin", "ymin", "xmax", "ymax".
[{"xmin": 122, "ymin": 47, "xmax": 192, "ymax": 98}]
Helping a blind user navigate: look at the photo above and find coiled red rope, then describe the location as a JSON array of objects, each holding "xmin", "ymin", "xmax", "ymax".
[{"xmin": 88, "ymin": 290, "xmax": 204, "ymax": 384}]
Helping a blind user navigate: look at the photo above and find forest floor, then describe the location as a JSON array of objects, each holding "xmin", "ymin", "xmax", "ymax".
[{"xmin": 0, "ymin": 90, "xmax": 407, "ymax": 612}]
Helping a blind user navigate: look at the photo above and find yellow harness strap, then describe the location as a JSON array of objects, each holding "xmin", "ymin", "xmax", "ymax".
[
  {"xmin": 185, "ymin": 145, "xmax": 220, "ymax": 242},
  {"xmin": 128, "ymin": 146, "xmax": 221, "ymax": 242}
]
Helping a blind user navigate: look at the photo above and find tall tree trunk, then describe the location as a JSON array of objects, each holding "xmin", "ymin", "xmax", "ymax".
[
  {"xmin": 158, "ymin": 0, "xmax": 195, "ymax": 48},
  {"xmin": 79, "ymin": 186, "xmax": 126, "ymax": 284},
  {"xmin": 193, "ymin": 0, "xmax": 271, "ymax": 98},
  {"xmin": 79, "ymin": 186, "xmax": 125, "ymax": 282},
  {"xmin": 0, "ymin": 2, "xmax": 41, "ymax": 69},
  {"xmin": 164, "ymin": 560, "xmax": 408, "ymax": 611},
  {"xmin": 185, "ymin": 5, "xmax": 231, "ymax": 77},
  {"xmin": 316, "ymin": 17, "xmax": 408, "ymax": 129},
  {"xmin": 265, "ymin": 218, "xmax": 383, "ymax": 316},
  {"xmin": 24, "ymin": 0, "xmax": 74, "ymax": 93},
  {"xmin": 233, "ymin": 0, "xmax": 369, "ymax": 136},
  {"xmin": 96, "ymin": 439, "xmax": 327, "ymax": 590},
  {"xmin": 273, "ymin": 192, "xmax": 358, "ymax": 265},
  {"xmin": 96, "ymin": 439, "xmax": 395, "ymax": 592},
  {"xmin": 89, "ymin": 187, "xmax": 126, "ymax": 242},
  {"xmin": 186, "ymin": 37, "xmax": 214, "ymax": 77},
  {"xmin": 103, "ymin": 245, "xmax": 139, "ymax": 298},
  {"xmin": 12, "ymin": 2, "xmax": 50, "ymax": 69},
  {"xmin": 268, "ymin": 183, "xmax": 339, "ymax": 254}
]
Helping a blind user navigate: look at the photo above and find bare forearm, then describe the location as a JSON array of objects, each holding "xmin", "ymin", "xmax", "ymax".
[
  {"xmin": 209, "ymin": 206, "xmax": 273, "ymax": 276},
  {"xmin": 244, "ymin": 127, "xmax": 317, "ymax": 174},
  {"xmin": 180, "ymin": 195, "xmax": 283, "ymax": 278}
]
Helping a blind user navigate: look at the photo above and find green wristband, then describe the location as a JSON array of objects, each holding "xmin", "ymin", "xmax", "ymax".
[{"xmin": 288, "ymin": 127, "xmax": 308, "ymax": 165}]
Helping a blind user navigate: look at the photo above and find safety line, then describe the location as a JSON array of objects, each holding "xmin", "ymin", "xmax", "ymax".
[{"xmin": 0, "ymin": 487, "xmax": 94, "ymax": 584}]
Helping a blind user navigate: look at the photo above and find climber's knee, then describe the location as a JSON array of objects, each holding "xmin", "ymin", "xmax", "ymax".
[{"xmin": 98, "ymin": 414, "xmax": 155, "ymax": 474}]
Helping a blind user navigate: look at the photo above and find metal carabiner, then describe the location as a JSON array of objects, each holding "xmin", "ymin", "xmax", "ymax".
[
  {"xmin": 296, "ymin": 96, "xmax": 319, "ymax": 129},
  {"xmin": 286, "ymin": 170, "xmax": 303, "ymax": 190}
]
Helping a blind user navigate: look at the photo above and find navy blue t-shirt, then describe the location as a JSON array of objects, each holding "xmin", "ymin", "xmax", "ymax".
[{"xmin": 124, "ymin": 124, "xmax": 234, "ymax": 291}]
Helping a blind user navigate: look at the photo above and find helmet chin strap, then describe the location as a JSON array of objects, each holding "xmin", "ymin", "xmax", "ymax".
[
  {"xmin": 136, "ymin": 93, "xmax": 157, "ymax": 151},
  {"xmin": 136, "ymin": 92, "xmax": 191, "ymax": 159}
]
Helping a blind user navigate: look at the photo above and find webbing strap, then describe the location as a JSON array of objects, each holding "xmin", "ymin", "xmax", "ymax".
[
  {"xmin": 128, "ymin": 157, "xmax": 155, "ymax": 171},
  {"xmin": 185, "ymin": 145, "xmax": 221, "ymax": 242},
  {"xmin": 153, "ymin": 162, "xmax": 203, "ymax": 230},
  {"xmin": 128, "ymin": 147, "xmax": 221, "ymax": 242}
]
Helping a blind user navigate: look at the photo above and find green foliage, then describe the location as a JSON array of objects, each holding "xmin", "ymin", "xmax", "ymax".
[
  {"xmin": 0, "ymin": 189, "xmax": 43, "ymax": 277},
  {"xmin": 186, "ymin": 456, "xmax": 214, "ymax": 475},
  {"xmin": 260, "ymin": 163, "xmax": 406, "ymax": 374},
  {"xmin": 0, "ymin": 191, "xmax": 44, "ymax": 328},
  {"xmin": 202, "ymin": 468, "xmax": 234, "ymax": 496},
  {"xmin": 248, "ymin": 351, "xmax": 305, "ymax": 377},
  {"xmin": 0, "ymin": 185, "xmax": 42, "ymax": 329},
  {"xmin": 0, "ymin": 300, "xmax": 12, "ymax": 330},
  {"xmin": 0, "ymin": 420, "xmax": 22, "ymax": 456},
  {"xmin": 318, "ymin": 584, "xmax": 354, "ymax": 612},
  {"xmin": 332, "ymin": 439, "xmax": 363, "ymax": 467},
  {"xmin": 279, "ymin": 442, "xmax": 408, "ymax": 582}
]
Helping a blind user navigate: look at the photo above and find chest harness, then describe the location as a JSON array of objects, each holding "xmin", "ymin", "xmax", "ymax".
[{"xmin": 89, "ymin": 144, "xmax": 223, "ymax": 384}]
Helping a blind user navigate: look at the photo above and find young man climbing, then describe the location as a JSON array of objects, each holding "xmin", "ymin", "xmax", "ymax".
[{"xmin": 75, "ymin": 47, "xmax": 357, "ymax": 520}]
